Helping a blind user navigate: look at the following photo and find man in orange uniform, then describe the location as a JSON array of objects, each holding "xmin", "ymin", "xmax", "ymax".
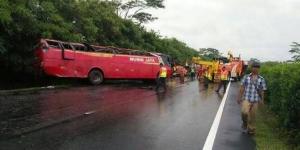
[
  {"xmin": 156, "ymin": 63, "xmax": 167, "ymax": 92},
  {"xmin": 216, "ymin": 66, "xmax": 229, "ymax": 93}
]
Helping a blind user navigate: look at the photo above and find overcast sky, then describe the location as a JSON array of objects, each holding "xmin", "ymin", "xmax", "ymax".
[{"xmin": 145, "ymin": 0, "xmax": 300, "ymax": 61}]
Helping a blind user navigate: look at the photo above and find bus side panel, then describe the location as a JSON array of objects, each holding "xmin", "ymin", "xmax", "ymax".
[
  {"xmin": 152, "ymin": 57, "xmax": 161, "ymax": 79},
  {"xmin": 112, "ymin": 54, "xmax": 134, "ymax": 79},
  {"xmin": 43, "ymin": 48, "xmax": 66, "ymax": 77},
  {"xmin": 127, "ymin": 56, "xmax": 144, "ymax": 79},
  {"xmin": 139, "ymin": 57, "xmax": 158, "ymax": 79},
  {"xmin": 100, "ymin": 54, "xmax": 117, "ymax": 78},
  {"xmin": 74, "ymin": 51, "xmax": 94, "ymax": 78},
  {"xmin": 74, "ymin": 51, "xmax": 114, "ymax": 78},
  {"xmin": 114, "ymin": 55, "xmax": 159, "ymax": 79},
  {"xmin": 43, "ymin": 59, "xmax": 64, "ymax": 77}
]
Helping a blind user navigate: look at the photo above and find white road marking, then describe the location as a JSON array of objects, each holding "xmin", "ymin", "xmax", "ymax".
[
  {"xmin": 202, "ymin": 81, "xmax": 231, "ymax": 150},
  {"xmin": 84, "ymin": 110, "xmax": 96, "ymax": 115}
]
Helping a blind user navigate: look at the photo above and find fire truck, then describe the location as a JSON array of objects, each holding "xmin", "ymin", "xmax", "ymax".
[
  {"xmin": 192, "ymin": 57, "xmax": 220, "ymax": 81},
  {"xmin": 192, "ymin": 54, "xmax": 245, "ymax": 82},
  {"xmin": 34, "ymin": 39, "xmax": 173, "ymax": 85}
]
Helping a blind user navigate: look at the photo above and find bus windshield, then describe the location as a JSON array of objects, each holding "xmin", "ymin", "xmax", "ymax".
[{"xmin": 159, "ymin": 54, "xmax": 173, "ymax": 67}]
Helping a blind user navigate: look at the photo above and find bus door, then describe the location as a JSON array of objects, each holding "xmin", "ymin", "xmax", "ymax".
[{"xmin": 60, "ymin": 43, "xmax": 75, "ymax": 77}]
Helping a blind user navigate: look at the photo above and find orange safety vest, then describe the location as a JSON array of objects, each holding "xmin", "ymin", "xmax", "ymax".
[
  {"xmin": 220, "ymin": 69, "xmax": 229, "ymax": 80},
  {"xmin": 159, "ymin": 67, "xmax": 167, "ymax": 78}
]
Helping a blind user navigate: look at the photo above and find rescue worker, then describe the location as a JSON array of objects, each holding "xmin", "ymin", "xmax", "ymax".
[
  {"xmin": 204, "ymin": 66, "xmax": 210, "ymax": 88},
  {"xmin": 215, "ymin": 66, "xmax": 229, "ymax": 93},
  {"xmin": 190, "ymin": 66, "xmax": 195, "ymax": 81},
  {"xmin": 156, "ymin": 63, "xmax": 167, "ymax": 92},
  {"xmin": 237, "ymin": 62, "xmax": 267, "ymax": 135}
]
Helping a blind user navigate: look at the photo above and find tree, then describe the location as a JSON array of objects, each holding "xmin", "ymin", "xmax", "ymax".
[
  {"xmin": 249, "ymin": 58, "xmax": 260, "ymax": 62},
  {"xmin": 116, "ymin": 0, "xmax": 164, "ymax": 24},
  {"xmin": 289, "ymin": 42, "xmax": 300, "ymax": 61},
  {"xmin": 198, "ymin": 48, "xmax": 222, "ymax": 60},
  {"xmin": 0, "ymin": 0, "xmax": 197, "ymax": 83}
]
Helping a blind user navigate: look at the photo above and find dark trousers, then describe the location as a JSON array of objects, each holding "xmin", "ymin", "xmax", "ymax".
[
  {"xmin": 190, "ymin": 72, "xmax": 195, "ymax": 81},
  {"xmin": 216, "ymin": 80, "xmax": 228, "ymax": 92},
  {"xmin": 204, "ymin": 77, "xmax": 209, "ymax": 88},
  {"xmin": 156, "ymin": 77, "xmax": 167, "ymax": 91}
]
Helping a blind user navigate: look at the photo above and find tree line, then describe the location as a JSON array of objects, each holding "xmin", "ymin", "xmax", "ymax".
[{"xmin": 0, "ymin": 0, "xmax": 198, "ymax": 82}]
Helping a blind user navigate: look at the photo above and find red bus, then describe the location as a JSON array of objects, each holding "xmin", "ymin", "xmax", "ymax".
[{"xmin": 34, "ymin": 39, "xmax": 173, "ymax": 85}]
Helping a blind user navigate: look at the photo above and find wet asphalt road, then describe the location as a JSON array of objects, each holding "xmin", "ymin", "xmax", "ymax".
[{"xmin": 0, "ymin": 80, "xmax": 225, "ymax": 150}]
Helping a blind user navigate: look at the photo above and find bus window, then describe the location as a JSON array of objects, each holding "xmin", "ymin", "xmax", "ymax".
[
  {"xmin": 131, "ymin": 50, "xmax": 146, "ymax": 56},
  {"xmin": 160, "ymin": 55, "xmax": 171, "ymax": 67},
  {"xmin": 62, "ymin": 43, "xmax": 73, "ymax": 50},
  {"xmin": 73, "ymin": 44, "xmax": 87, "ymax": 51},
  {"xmin": 142, "ymin": 52, "xmax": 151, "ymax": 56},
  {"xmin": 115, "ymin": 49, "xmax": 131, "ymax": 55},
  {"xmin": 46, "ymin": 40, "xmax": 60, "ymax": 49},
  {"xmin": 95, "ymin": 48, "xmax": 114, "ymax": 54}
]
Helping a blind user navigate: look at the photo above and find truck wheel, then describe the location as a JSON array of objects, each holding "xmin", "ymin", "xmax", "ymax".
[{"xmin": 88, "ymin": 69, "xmax": 104, "ymax": 85}]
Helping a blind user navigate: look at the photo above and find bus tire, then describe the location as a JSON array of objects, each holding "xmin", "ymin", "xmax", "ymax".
[{"xmin": 88, "ymin": 69, "xmax": 104, "ymax": 85}]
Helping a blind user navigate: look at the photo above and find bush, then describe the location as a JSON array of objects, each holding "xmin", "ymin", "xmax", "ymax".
[{"xmin": 260, "ymin": 62, "xmax": 300, "ymax": 148}]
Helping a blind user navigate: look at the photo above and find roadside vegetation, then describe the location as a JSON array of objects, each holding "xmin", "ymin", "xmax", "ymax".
[
  {"xmin": 255, "ymin": 106, "xmax": 291, "ymax": 150},
  {"xmin": 256, "ymin": 62, "xmax": 300, "ymax": 149},
  {"xmin": 0, "ymin": 0, "xmax": 198, "ymax": 89}
]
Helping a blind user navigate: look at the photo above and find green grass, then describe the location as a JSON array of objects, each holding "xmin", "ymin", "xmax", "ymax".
[{"xmin": 255, "ymin": 106, "xmax": 291, "ymax": 150}]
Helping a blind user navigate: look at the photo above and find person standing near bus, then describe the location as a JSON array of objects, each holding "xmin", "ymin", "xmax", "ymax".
[
  {"xmin": 215, "ymin": 66, "xmax": 229, "ymax": 93},
  {"xmin": 156, "ymin": 63, "xmax": 167, "ymax": 92}
]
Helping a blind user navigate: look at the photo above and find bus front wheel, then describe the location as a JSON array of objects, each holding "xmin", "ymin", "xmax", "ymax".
[{"xmin": 88, "ymin": 69, "xmax": 104, "ymax": 85}]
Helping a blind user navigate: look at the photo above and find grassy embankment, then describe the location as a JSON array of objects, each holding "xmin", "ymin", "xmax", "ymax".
[{"xmin": 255, "ymin": 62, "xmax": 300, "ymax": 150}]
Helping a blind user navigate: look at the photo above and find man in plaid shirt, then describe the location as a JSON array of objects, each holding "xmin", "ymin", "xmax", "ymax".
[{"xmin": 237, "ymin": 62, "xmax": 267, "ymax": 135}]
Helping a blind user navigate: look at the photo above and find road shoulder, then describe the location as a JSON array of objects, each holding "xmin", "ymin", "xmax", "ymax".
[{"xmin": 213, "ymin": 82, "xmax": 255, "ymax": 150}]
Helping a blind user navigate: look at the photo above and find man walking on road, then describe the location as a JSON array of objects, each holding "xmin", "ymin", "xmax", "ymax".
[
  {"xmin": 216, "ymin": 66, "xmax": 229, "ymax": 93},
  {"xmin": 237, "ymin": 62, "xmax": 267, "ymax": 135},
  {"xmin": 156, "ymin": 63, "xmax": 167, "ymax": 92}
]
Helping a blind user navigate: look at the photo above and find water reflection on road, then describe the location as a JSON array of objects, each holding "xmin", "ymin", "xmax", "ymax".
[{"xmin": 0, "ymin": 80, "xmax": 224, "ymax": 150}]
